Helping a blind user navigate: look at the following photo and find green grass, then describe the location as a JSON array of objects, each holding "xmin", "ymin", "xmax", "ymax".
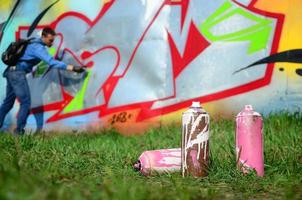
[{"xmin": 0, "ymin": 113, "xmax": 301, "ymax": 200}]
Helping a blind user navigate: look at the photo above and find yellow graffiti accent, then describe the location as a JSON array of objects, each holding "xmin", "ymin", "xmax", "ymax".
[
  {"xmin": 255, "ymin": 0, "xmax": 302, "ymax": 77},
  {"xmin": 160, "ymin": 100, "xmax": 235, "ymax": 125},
  {"xmin": 38, "ymin": 1, "xmax": 69, "ymax": 24},
  {"xmin": 103, "ymin": 0, "xmax": 113, "ymax": 3},
  {"xmin": 160, "ymin": 108, "xmax": 184, "ymax": 125},
  {"xmin": 0, "ymin": 0, "xmax": 14, "ymax": 11}
]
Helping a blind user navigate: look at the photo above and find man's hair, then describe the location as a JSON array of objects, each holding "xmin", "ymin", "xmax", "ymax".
[{"xmin": 42, "ymin": 27, "xmax": 56, "ymax": 37}]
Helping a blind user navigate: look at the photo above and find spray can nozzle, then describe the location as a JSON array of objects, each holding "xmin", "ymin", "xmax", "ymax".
[{"xmin": 133, "ymin": 160, "xmax": 141, "ymax": 171}]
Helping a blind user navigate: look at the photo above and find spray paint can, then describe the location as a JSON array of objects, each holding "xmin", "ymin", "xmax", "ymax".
[
  {"xmin": 181, "ymin": 102, "xmax": 210, "ymax": 177},
  {"xmin": 133, "ymin": 148, "xmax": 181, "ymax": 176},
  {"xmin": 236, "ymin": 105, "xmax": 264, "ymax": 176}
]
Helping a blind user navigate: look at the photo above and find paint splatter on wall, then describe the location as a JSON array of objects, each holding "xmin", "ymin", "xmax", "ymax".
[{"xmin": 0, "ymin": 0, "xmax": 301, "ymax": 134}]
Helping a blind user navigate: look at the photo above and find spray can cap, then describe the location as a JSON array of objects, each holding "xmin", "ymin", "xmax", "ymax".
[
  {"xmin": 191, "ymin": 101, "xmax": 201, "ymax": 108},
  {"xmin": 244, "ymin": 105, "xmax": 253, "ymax": 111},
  {"xmin": 237, "ymin": 105, "xmax": 261, "ymax": 117}
]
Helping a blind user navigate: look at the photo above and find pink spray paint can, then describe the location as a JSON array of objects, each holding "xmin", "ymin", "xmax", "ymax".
[
  {"xmin": 181, "ymin": 102, "xmax": 210, "ymax": 177},
  {"xmin": 236, "ymin": 105, "xmax": 264, "ymax": 176},
  {"xmin": 133, "ymin": 148, "xmax": 181, "ymax": 176}
]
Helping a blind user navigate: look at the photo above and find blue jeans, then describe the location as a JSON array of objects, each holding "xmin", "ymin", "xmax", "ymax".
[{"xmin": 0, "ymin": 68, "xmax": 31, "ymax": 134}]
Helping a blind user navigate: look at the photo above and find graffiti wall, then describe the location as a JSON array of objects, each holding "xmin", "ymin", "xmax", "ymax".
[{"xmin": 0, "ymin": 0, "xmax": 301, "ymax": 134}]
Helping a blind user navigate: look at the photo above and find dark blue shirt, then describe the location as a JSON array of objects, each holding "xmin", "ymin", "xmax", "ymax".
[{"xmin": 17, "ymin": 38, "xmax": 67, "ymax": 73}]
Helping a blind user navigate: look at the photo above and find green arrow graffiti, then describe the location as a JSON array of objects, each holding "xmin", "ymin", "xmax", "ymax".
[
  {"xmin": 200, "ymin": 1, "xmax": 273, "ymax": 54},
  {"xmin": 63, "ymin": 70, "xmax": 92, "ymax": 113}
]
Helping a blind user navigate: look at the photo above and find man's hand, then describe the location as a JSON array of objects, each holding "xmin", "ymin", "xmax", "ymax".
[
  {"xmin": 73, "ymin": 65, "xmax": 86, "ymax": 73},
  {"xmin": 67, "ymin": 65, "xmax": 86, "ymax": 73}
]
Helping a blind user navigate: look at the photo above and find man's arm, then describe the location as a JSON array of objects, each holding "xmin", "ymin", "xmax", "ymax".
[
  {"xmin": 32, "ymin": 44, "xmax": 86, "ymax": 73},
  {"xmin": 33, "ymin": 44, "xmax": 68, "ymax": 70}
]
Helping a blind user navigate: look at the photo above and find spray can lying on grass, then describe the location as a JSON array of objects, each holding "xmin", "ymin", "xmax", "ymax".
[
  {"xmin": 133, "ymin": 148, "xmax": 181, "ymax": 176},
  {"xmin": 181, "ymin": 102, "xmax": 210, "ymax": 177},
  {"xmin": 236, "ymin": 105, "xmax": 264, "ymax": 176}
]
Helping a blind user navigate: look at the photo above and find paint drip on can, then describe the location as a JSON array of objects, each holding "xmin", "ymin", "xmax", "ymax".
[
  {"xmin": 133, "ymin": 148, "xmax": 181, "ymax": 176},
  {"xmin": 236, "ymin": 105, "xmax": 264, "ymax": 176},
  {"xmin": 181, "ymin": 101, "xmax": 210, "ymax": 177}
]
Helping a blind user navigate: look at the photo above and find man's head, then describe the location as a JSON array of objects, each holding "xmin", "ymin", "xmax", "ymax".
[{"xmin": 41, "ymin": 27, "xmax": 56, "ymax": 47}]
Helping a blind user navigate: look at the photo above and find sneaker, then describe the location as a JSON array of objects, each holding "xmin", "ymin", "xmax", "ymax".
[{"xmin": 13, "ymin": 128, "xmax": 25, "ymax": 136}]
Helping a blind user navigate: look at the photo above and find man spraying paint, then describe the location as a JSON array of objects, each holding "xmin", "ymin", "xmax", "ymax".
[{"xmin": 0, "ymin": 27, "xmax": 86, "ymax": 135}]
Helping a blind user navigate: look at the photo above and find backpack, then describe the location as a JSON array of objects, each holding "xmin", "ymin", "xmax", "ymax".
[{"xmin": 1, "ymin": 38, "xmax": 32, "ymax": 66}]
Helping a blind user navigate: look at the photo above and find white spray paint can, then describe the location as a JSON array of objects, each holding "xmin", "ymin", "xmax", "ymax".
[{"xmin": 181, "ymin": 101, "xmax": 210, "ymax": 177}]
